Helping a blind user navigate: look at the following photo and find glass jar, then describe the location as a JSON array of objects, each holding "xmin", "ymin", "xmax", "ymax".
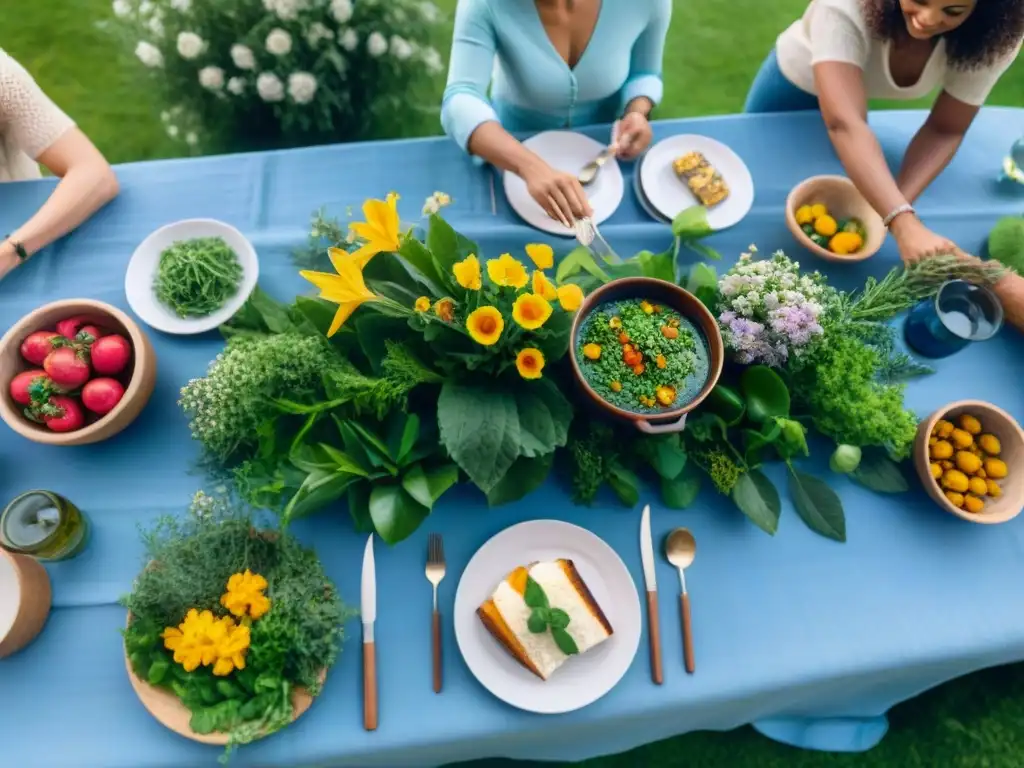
[
  {"xmin": 0, "ymin": 491, "xmax": 90, "ymax": 562},
  {"xmin": 904, "ymin": 280, "xmax": 1004, "ymax": 358}
]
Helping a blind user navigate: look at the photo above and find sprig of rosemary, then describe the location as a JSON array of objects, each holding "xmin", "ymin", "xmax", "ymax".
[
  {"xmin": 523, "ymin": 576, "xmax": 579, "ymax": 656},
  {"xmin": 154, "ymin": 237, "xmax": 243, "ymax": 318}
]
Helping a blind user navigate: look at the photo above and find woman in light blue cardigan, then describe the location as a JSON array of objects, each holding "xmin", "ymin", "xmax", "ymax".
[{"xmin": 441, "ymin": 0, "xmax": 671, "ymax": 226}]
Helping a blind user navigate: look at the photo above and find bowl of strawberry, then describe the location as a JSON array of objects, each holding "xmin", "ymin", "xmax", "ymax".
[{"xmin": 0, "ymin": 299, "xmax": 156, "ymax": 445}]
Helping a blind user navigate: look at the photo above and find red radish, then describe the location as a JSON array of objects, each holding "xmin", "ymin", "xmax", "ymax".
[
  {"xmin": 44, "ymin": 347, "xmax": 91, "ymax": 389},
  {"xmin": 20, "ymin": 331, "xmax": 61, "ymax": 366},
  {"xmin": 40, "ymin": 395, "xmax": 85, "ymax": 433},
  {"xmin": 81, "ymin": 378, "xmax": 125, "ymax": 415},
  {"xmin": 90, "ymin": 334, "xmax": 131, "ymax": 375},
  {"xmin": 9, "ymin": 369, "xmax": 50, "ymax": 406},
  {"xmin": 75, "ymin": 325, "xmax": 104, "ymax": 344},
  {"xmin": 56, "ymin": 316, "xmax": 90, "ymax": 340}
]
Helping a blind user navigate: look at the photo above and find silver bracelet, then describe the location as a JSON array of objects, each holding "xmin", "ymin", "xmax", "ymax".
[{"xmin": 882, "ymin": 203, "xmax": 916, "ymax": 229}]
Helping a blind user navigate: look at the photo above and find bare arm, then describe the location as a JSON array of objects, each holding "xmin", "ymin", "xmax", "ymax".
[
  {"xmin": 994, "ymin": 272, "xmax": 1024, "ymax": 334},
  {"xmin": 1, "ymin": 128, "xmax": 119, "ymax": 278},
  {"xmin": 897, "ymin": 91, "xmax": 976, "ymax": 203}
]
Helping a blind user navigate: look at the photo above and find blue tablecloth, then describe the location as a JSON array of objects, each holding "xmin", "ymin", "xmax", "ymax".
[{"xmin": 1, "ymin": 109, "xmax": 1023, "ymax": 768}]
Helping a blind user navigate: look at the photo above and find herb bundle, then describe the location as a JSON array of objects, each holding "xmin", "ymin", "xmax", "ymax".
[
  {"xmin": 524, "ymin": 576, "xmax": 579, "ymax": 656},
  {"xmin": 155, "ymin": 237, "xmax": 243, "ymax": 318}
]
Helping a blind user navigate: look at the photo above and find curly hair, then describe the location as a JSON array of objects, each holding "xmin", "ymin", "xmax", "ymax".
[{"xmin": 862, "ymin": 0, "xmax": 1024, "ymax": 69}]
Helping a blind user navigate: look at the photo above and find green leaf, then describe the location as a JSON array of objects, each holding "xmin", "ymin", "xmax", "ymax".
[
  {"xmin": 686, "ymin": 242, "xmax": 722, "ymax": 261},
  {"xmin": 401, "ymin": 463, "xmax": 459, "ymax": 510},
  {"xmin": 147, "ymin": 658, "xmax": 169, "ymax": 686},
  {"xmin": 397, "ymin": 237, "xmax": 446, "ymax": 294},
  {"xmin": 527, "ymin": 609, "xmax": 549, "ymax": 634},
  {"xmin": 661, "ymin": 464, "xmax": 702, "ymax": 509},
  {"xmin": 348, "ymin": 421, "xmax": 397, "ymax": 465},
  {"xmin": 851, "ymin": 449, "xmax": 909, "ymax": 494},
  {"xmin": 215, "ymin": 680, "xmax": 244, "ymax": 700},
  {"xmin": 773, "ymin": 417, "xmax": 809, "ymax": 460},
  {"xmin": 547, "ymin": 607, "xmax": 571, "ymax": 630},
  {"xmin": 347, "ymin": 483, "xmax": 374, "ymax": 532},
  {"xmin": 486, "ymin": 453, "xmax": 554, "ymax": 507},
  {"xmin": 551, "ymin": 626, "xmax": 580, "ymax": 655},
  {"xmin": 742, "ymin": 423, "xmax": 781, "ymax": 467},
  {"xmin": 788, "ymin": 467, "xmax": 847, "ymax": 542},
  {"xmin": 426, "ymin": 214, "xmax": 479, "ymax": 271},
  {"xmin": 672, "ymin": 206, "xmax": 713, "ymax": 240},
  {"xmin": 438, "ymin": 383, "xmax": 521, "ymax": 493},
  {"xmin": 634, "ymin": 435, "xmax": 687, "ymax": 480},
  {"xmin": 531, "ymin": 309, "xmax": 573, "ymax": 363},
  {"xmin": 387, "ymin": 412, "xmax": 421, "ymax": 465},
  {"xmin": 249, "ymin": 287, "xmax": 295, "ymax": 334},
  {"xmin": 685, "ymin": 262, "xmax": 718, "ymax": 295},
  {"xmin": 555, "ymin": 246, "xmax": 612, "ymax": 284},
  {"xmin": 293, "ymin": 296, "xmax": 341, "ymax": 338},
  {"xmin": 686, "ymin": 412, "xmax": 729, "ymax": 444},
  {"xmin": 635, "ymin": 247, "xmax": 677, "ymax": 282},
  {"xmin": 189, "ymin": 707, "xmax": 219, "ymax": 735},
  {"xmin": 368, "ymin": 485, "xmax": 431, "ymax": 544},
  {"xmin": 741, "ymin": 365, "xmax": 791, "ymax": 422},
  {"xmin": 318, "ymin": 443, "xmax": 371, "ymax": 476},
  {"xmin": 514, "ymin": 379, "xmax": 573, "ymax": 458},
  {"xmin": 607, "ymin": 461, "xmax": 641, "ymax": 507},
  {"xmin": 524, "ymin": 576, "xmax": 549, "ymax": 609},
  {"xmin": 704, "ymin": 384, "xmax": 745, "ymax": 426},
  {"xmin": 282, "ymin": 469, "xmax": 356, "ymax": 523},
  {"xmin": 731, "ymin": 470, "xmax": 781, "ymax": 535},
  {"xmin": 355, "ymin": 314, "xmax": 409, "ymax": 374}
]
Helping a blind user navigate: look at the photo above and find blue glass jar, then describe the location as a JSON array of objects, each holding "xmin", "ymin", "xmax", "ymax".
[
  {"xmin": 904, "ymin": 280, "xmax": 1004, "ymax": 358},
  {"xmin": 1001, "ymin": 136, "xmax": 1024, "ymax": 184}
]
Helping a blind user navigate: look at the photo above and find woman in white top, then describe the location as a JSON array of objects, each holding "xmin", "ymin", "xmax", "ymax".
[
  {"xmin": 744, "ymin": 0, "xmax": 1023, "ymax": 263},
  {"xmin": 0, "ymin": 49, "xmax": 119, "ymax": 280}
]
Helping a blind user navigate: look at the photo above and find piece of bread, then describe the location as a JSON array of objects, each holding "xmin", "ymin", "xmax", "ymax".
[
  {"xmin": 672, "ymin": 151, "xmax": 730, "ymax": 207},
  {"xmin": 477, "ymin": 559, "xmax": 613, "ymax": 680}
]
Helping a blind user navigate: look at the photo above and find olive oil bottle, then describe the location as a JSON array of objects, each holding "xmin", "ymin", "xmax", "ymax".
[{"xmin": 0, "ymin": 491, "xmax": 89, "ymax": 561}]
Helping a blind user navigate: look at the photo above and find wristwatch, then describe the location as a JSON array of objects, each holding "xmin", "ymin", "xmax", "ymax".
[{"xmin": 3, "ymin": 236, "xmax": 28, "ymax": 261}]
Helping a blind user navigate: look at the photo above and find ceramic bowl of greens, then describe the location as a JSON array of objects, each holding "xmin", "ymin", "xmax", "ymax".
[
  {"xmin": 569, "ymin": 278, "xmax": 724, "ymax": 434},
  {"xmin": 125, "ymin": 219, "xmax": 259, "ymax": 335}
]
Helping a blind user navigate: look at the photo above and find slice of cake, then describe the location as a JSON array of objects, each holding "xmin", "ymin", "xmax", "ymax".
[
  {"xmin": 672, "ymin": 150, "xmax": 730, "ymax": 207},
  {"xmin": 477, "ymin": 559, "xmax": 613, "ymax": 680}
]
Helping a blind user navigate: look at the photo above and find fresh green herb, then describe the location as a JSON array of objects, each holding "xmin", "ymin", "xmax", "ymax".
[
  {"xmin": 522, "ymin": 576, "xmax": 579, "ymax": 656},
  {"xmin": 987, "ymin": 216, "xmax": 1024, "ymax": 275},
  {"xmin": 155, "ymin": 237, "xmax": 243, "ymax": 318}
]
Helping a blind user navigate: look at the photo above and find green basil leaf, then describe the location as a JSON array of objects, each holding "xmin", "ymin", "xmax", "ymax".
[
  {"xmin": 661, "ymin": 464, "xmax": 702, "ymax": 509},
  {"xmin": 741, "ymin": 365, "xmax": 791, "ymax": 422},
  {"xmin": 147, "ymin": 658, "xmax": 169, "ymax": 686},
  {"xmin": 547, "ymin": 607, "xmax": 571, "ymax": 630},
  {"xmin": 368, "ymin": 485, "xmax": 430, "ymax": 544},
  {"xmin": 438, "ymin": 383, "xmax": 521, "ymax": 494},
  {"xmin": 788, "ymin": 467, "xmax": 847, "ymax": 542},
  {"xmin": 731, "ymin": 470, "xmax": 781, "ymax": 535},
  {"xmin": 524, "ymin": 576, "xmax": 549, "ymax": 609},
  {"xmin": 850, "ymin": 449, "xmax": 909, "ymax": 494},
  {"xmin": 551, "ymin": 627, "xmax": 580, "ymax": 655},
  {"xmin": 527, "ymin": 609, "xmax": 549, "ymax": 634},
  {"xmin": 606, "ymin": 461, "xmax": 641, "ymax": 507},
  {"xmin": 671, "ymin": 205, "xmax": 713, "ymax": 240}
]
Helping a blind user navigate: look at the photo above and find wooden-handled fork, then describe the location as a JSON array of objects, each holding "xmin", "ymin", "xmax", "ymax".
[{"xmin": 426, "ymin": 533, "xmax": 446, "ymax": 693}]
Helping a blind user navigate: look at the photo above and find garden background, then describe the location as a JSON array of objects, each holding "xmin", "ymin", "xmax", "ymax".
[{"xmin": 2, "ymin": 0, "xmax": 1023, "ymax": 765}]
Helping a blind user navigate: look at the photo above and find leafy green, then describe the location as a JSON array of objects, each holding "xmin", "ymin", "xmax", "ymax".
[
  {"xmin": 486, "ymin": 454, "xmax": 554, "ymax": 507},
  {"xmin": 741, "ymin": 366, "xmax": 791, "ymax": 422},
  {"xmin": 523, "ymin": 577, "xmax": 579, "ymax": 655},
  {"xmin": 731, "ymin": 470, "xmax": 781, "ymax": 535},
  {"xmin": 437, "ymin": 383, "xmax": 521, "ymax": 493},
  {"xmin": 787, "ymin": 467, "xmax": 847, "ymax": 542},
  {"xmin": 988, "ymin": 216, "xmax": 1024, "ymax": 274},
  {"xmin": 661, "ymin": 464, "xmax": 702, "ymax": 509},
  {"xmin": 850, "ymin": 448, "xmax": 910, "ymax": 493}
]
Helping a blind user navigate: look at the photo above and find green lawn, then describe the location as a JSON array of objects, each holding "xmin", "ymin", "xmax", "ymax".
[{"xmin": 4, "ymin": 1, "xmax": 1024, "ymax": 766}]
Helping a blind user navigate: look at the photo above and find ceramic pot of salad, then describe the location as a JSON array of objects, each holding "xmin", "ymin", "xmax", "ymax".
[{"xmin": 569, "ymin": 277, "xmax": 724, "ymax": 434}]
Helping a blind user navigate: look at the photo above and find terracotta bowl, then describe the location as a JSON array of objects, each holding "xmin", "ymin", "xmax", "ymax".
[
  {"xmin": 0, "ymin": 299, "xmax": 157, "ymax": 446},
  {"xmin": 914, "ymin": 400, "xmax": 1024, "ymax": 524},
  {"xmin": 568, "ymin": 277, "xmax": 724, "ymax": 434},
  {"xmin": 0, "ymin": 547, "xmax": 52, "ymax": 659},
  {"xmin": 785, "ymin": 175, "xmax": 885, "ymax": 263}
]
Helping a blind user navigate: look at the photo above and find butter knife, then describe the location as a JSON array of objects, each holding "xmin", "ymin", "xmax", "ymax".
[
  {"xmin": 361, "ymin": 534, "xmax": 378, "ymax": 730},
  {"xmin": 640, "ymin": 504, "xmax": 663, "ymax": 685}
]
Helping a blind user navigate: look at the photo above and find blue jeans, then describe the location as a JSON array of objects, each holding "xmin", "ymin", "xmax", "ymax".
[{"xmin": 744, "ymin": 50, "xmax": 820, "ymax": 113}]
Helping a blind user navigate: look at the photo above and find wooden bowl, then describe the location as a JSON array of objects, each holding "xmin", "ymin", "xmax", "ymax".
[
  {"xmin": 0, "ymin": 547, "xmax": 52, "ymax": 658},
  {"xmin": 785, "ymin": 175, "xmax": 885, "ymax": 263},
  {"xmin": 914, "ymin": 400, "xmax": 1024, "ymax": 524},
  {"xmin": 568, "ymin": 277, "xmax": 725, "ymax": 435},
  {"xmin": 0, "ymin": 299, "xmax": 157, "ymax": 445}
]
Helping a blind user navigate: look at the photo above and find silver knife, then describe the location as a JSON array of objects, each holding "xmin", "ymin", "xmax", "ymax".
[
  {"xmin": 640, "ymin": 504, "xmax": 663, "ymax": 684},
  {"xmin": 361, "ymin": 534, "xmax": 378, "ymax": 730}
]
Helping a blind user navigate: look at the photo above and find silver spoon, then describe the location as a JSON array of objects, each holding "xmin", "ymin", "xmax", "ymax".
[
  {"xmin": 665, "ymin": 528, "xmax": 696, "ymax": 673},
  {"xmin": 577, "ymin": 146, "xmax": 617, "ymax": 186}
]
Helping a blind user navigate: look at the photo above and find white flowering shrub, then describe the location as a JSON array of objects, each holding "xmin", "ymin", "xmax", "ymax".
[{"xmin": 110, "ymin": 0, "xmax": 447, "ymax": 152}]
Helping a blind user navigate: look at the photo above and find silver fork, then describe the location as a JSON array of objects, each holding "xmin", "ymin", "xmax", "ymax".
[
  {"xmin": 574, "ymin": 217, "xmax": 622, "ymax": 264},
  {"xmin": 426, "ymin": 533, "xmax": 446, "ymax": 693}
]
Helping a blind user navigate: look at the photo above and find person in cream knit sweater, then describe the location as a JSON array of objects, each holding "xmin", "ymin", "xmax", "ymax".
[
  {"xmin": 744, "ymin": 0, "xmax": 1023, "ymax": 264},
  {"xmin": 0, "ymin": 49, "xmax": 119, "ymax": 280}
]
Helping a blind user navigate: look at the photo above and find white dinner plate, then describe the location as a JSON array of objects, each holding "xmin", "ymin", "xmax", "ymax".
[
  {"xmin": 454, "ymin": 519, "xmax": 641, "ymax": 714},
  {"xmin": 633, "ymin": 151, "xmax": 670, "ymax": 224},
  {"xmin": 640, "ymin": 134, "xmax": 754, "ymax": 230},
  {"xmin": 125, "ymin": 219, "xmax": 259, "ymax": 335},
  {"xmin": 504, "ymin": 131, "xmax": 624, "ymax": 237}
]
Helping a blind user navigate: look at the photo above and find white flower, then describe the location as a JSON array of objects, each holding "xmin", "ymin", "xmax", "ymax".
[
  {"xmin": 418, "ymin": 1, "xmax": 439, "ymax": 22},
  {"xmin": 166, "ymin": 124, "xmax": 179, "ymax": 138},
  {"xmin": 230, "ymin": 44, "xmax": 256, "ymax": 70},
  {"xmin": 339, "ymin": 28, "xmax": 358, "ymax": 52},
  {"xmin": 422, "ymin": 191, "xmax": 451, "ymax": 216},
  {"xmin": 227, "ymin": 76, "xmax": 246, "ymax": 95},
  {"xmin": 330, "ymin": 0, "xmax": 353, "ymax": 23},
  {"xmin": 267, "ymin": 0, "xmax": 302, "ymax": 21},
  {"xmin": 390, "ymin": 35, "xmax": 413, "ymax": 60},
  {"xmin": 112, "ymin": 0, "xmax": 132, "ymax": 18},
  {"xmin": 199, "ymin": 66, "xmax": 225, "ymax": 90},
  {"xmin": 256, "ymin": 72, "xmax": 285, "ymax": 102},
  {"xmin": 170, "ymin": 0, "xmax": 191, "ymax": 10},
  {"xmin": 306, "ymin": 21, "xmax": 334, "ymax": 47},
  {"xmin": 134, "ymin": 41, "xmax": 164, "ymax": 67},
  {"xmin": 367, "ymin": 32, "xmax": 387, "ymax": 57},
  {"xmin": 148, "ymin": 16, "xmax": 164, "ymax": 37},
  {"xmin": 287, "ymin": 71, "xmax": 318, "ymax": 104},
  {"xmin": 176, "ymin": 31, "xmax": 205, "ymax": 59},
  {"xmin": 421, "ymin": 46, "xmax": 444, "ymax": 73},
  {"xmin": 265, "ymin": 28, "xmax": 293, "ymax": 56},
  {"xmin": 185, "ymin": 131, "xmax": 198, "ymax": 146}
]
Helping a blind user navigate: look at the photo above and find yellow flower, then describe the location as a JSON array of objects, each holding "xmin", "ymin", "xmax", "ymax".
[
  {"xmin": 434, "ymin": 297, "xmax": 455, "ymax": 322},
  {"xmin": 163, "ymin": 609, "xmax": 231, "ymax": 672},
  {"xmin": 515, "ymin": 348, "xmax": 546, "ymax": 379},
  {"xmin": 221, "ymin": 569, "xmax": 271, "ymax": 620},
  {"xmin": 415, "ymin": 296, "xmax": 431, "ymax": 312},
  {"xmin": 299, "ymin": 248, "xmax": 378, "ymax": 337},
  {"xmin": 525, "ymin": 243, "xmax": 554, "ymax": 270},
  {"xmin": 453, "ymin": 254, "xmax": 482, "ymax": 290},
  {"xmin": 532, "ymin": 270, "xmax": 557, "ymax": 301},
  {"xmin": 556, "ymin": 284, "xmax": 584, "ymax": 312},
  {"xmin": 348, "ymin": 192, "xmax": 402, "ymax": 265},
  {"xmin": 212, "ymin": 622, "xmax": 251, "ymax": 677},
  {"xmin": 486, "ymin": 253, "xmax": 529, "ymax": 289},
  {"xmin": 512, "ymin": 293, "xmax": 553, "ymax": 330},
  {"xmin": 466, "ymin": 306, "xmax": 504, "ymax": 346}
]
